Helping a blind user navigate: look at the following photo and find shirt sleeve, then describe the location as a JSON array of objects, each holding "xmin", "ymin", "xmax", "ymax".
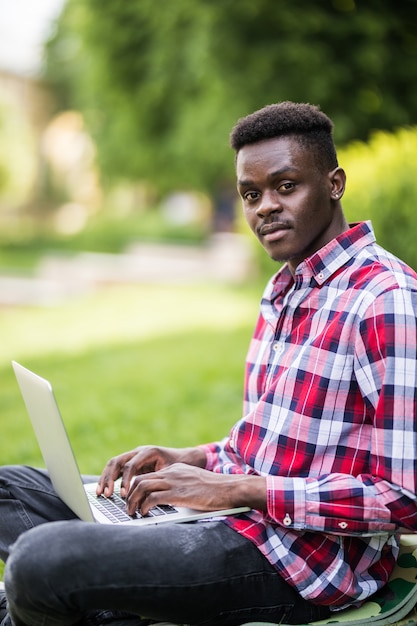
[
  {"xmin": 199, "ymin": 439, "xmax": 252, "ymax": 474},
  {"xmin": 265, "ymin": 287, "xmax": 417, "ymax": 535}
]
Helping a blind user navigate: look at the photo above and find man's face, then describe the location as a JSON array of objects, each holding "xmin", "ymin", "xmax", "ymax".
[{"xmin": 236, "ymin": 136, "xmax": 343, "ymax": 274}]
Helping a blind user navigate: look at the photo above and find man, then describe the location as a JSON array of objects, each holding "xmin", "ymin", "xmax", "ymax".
[{"xmin": 1, "ymin": 101, "xmax": 417, "ymax": 626}]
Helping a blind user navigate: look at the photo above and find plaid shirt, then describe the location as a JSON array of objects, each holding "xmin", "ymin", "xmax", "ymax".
[{"xmin": 202, "ymin": 222, "xmax": 417, "ymax": 609}]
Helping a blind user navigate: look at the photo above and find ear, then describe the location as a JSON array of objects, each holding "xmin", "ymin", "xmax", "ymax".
[{"xmin": 328, "ymin": 167, "xmax": 346, "ymax": 201}]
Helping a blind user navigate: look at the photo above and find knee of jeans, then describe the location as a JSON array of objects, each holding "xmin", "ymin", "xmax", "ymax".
[
  {"xmin": 0, "ymin": 465, "xmax": 40, "ymax": 492},
  {"xmin": 5, "ymin": 521, "xmax": 79, "ymax": 606},
  {"xmin": 0, "ymin": 465, "xmax": 18, "ymax": 486}
]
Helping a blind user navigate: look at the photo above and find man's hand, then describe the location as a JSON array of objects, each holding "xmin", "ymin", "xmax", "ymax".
[
  {"xmin": 96, "ymin": 445, "xmax": 207, "ymax": 498},
  {"xmin": 124, "ymin": 462, "xmax": 267, "ymax": 516}
]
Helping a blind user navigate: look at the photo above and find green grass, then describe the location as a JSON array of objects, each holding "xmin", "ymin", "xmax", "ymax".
[
  {"xmin": 0, "ymin": 328, "xmax": 254, "ymax": 472},
  {"xmin": 1, "ymin": 325, "xmax": 253, "ymax": 468},
  {"xmin": 0, "ymin": 283, "xmax": 259, "ymax": 468},
  {"xmin": 0, "ymin": 281, "xmax": 259, "ymax": 579}
]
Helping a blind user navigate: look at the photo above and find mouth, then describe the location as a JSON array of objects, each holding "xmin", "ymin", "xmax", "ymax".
[{"xmin": 258, "ymin": 223, "xmax": 291, "ymax": 241}]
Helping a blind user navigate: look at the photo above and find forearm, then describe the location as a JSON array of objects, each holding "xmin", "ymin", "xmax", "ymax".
[{"xmin": 177, "ymin": 449, "xmax": 267, "ymax": 510}]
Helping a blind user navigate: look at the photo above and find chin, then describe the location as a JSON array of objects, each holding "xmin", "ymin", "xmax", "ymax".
[{"xmin": 263, "ymin": 245, "xmax": 289, "ymax": 264}]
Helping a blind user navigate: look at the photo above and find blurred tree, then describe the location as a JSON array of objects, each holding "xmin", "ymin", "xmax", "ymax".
[
  {"xmin": 45, "ymin": 0, "xmax": 417, "ymax": 194},
  {"xmin": 0, "ymin": 99, "xmax": 37, "ymax": 207}
]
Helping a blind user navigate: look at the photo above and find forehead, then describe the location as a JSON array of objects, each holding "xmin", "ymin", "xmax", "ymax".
[{"xmin": 235, "ymin": 136, "xmax": 314, "ymax": 182}]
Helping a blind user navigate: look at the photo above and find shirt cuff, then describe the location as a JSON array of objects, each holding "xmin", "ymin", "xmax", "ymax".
[{"xmin": 266, "ymin": 475, "xmax": 307, "ymax": 529}]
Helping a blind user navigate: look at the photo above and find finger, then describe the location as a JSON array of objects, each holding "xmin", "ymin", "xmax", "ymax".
[
  {"xmin": 96, "ymin": 455, "xmax": 129, "ymax": 496},
  {"xmin": 138, "ymin": 490, "xmax": 172, "ymax": 517},
  {"xmin": 119, "ymin": 453, "xmax": 153, "ymax": 496},
  {"xmin": 126, "ymin": 475, "xmax": 169, "ymax": 516},
  {"xmin": 119, "ymin": 461, "xmax": 138, "ymax": 498},
  {"xmin": 119, "ymin": 449, "xmax": 160, "ymax": 496}
]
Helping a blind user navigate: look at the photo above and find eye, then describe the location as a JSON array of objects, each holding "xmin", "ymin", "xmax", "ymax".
[
  {"xmin": 242, "ymin": 190, "xmax": 260, "ymax": 202},
  {"xmin": 278, "ymin": 182, "xmax": 294, "ymax": 192}
]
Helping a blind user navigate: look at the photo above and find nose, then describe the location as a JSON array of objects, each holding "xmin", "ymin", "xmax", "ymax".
[{"xmin": 255, "ymin": 190, "xmax": 282, "ymax": 218}]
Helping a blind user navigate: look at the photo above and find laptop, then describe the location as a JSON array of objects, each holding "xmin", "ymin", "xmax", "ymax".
[{"xmin": 12, "ymin": 361, "xmax": 250, "ymax": 526}]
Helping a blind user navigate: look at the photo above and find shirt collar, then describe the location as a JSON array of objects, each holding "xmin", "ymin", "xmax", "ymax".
[{"xmin": 266, "ymin": 221, "xmax": 376, "ymax": 300}]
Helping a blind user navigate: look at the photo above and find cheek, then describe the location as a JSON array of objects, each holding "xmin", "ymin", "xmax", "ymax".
[{"xmin": 243, "ymin": 207, "xmax": 257, "ymax": 231}]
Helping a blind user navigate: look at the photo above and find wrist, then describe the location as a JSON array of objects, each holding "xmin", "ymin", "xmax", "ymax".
[
  {"xmin": 179, "ymin": 446, "xmax": 207, "ymax": 468},
  {"xmin": 234, "ymin": 475, "xmax": 267, "ymax": 511}
]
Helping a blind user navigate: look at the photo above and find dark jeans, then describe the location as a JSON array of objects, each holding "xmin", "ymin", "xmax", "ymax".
[{"xmin": 0, "ymin": 466, "xmax": 331, "ymax": 626}]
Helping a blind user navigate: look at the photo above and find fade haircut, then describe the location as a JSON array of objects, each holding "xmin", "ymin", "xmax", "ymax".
[{"xmin": 230, "ymin": 101, "xmax": 338, "ymax": 172}]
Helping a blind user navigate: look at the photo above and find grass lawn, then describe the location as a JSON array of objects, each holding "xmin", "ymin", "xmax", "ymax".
[
  {"xmin": 0, "ymin": 281, "xmax": 260, "ymax": 579},
  {"xmin": 0, "ymin": 281, "xmax": 260, "ymax": 466}
]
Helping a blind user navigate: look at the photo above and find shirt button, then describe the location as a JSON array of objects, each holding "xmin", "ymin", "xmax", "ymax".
[
  {"xmin": 338, "ymin": 521, "xmax": 348, "ymax": 530},
  {"xmin": 273, "ymin": 342, "xmax": 284, "ymax": 354},
  {"xmin": 283, "ymin": 514, "xmax": 292, "ymax": 526},
  {"xmin": 317, "ymin": 272, "xmax": 324, "ymax": 281}
]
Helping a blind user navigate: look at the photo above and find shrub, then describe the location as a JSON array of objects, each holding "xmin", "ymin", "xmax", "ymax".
[{"xmin": 340, "ymin": 126, "xmax": 417, "ymax": 270}]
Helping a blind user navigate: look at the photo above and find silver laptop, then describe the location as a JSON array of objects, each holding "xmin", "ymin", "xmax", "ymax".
[{"xmin": 12, "ymin": 361, "xmax": 249, "ymax": 526}]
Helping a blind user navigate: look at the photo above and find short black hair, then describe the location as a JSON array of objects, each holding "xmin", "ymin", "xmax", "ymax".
[{"xmin": 230, "ymin": 101, "xmax": 338, "ymax": 171}]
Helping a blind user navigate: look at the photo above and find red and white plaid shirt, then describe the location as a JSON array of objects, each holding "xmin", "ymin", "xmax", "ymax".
[{"xmin": 202, "ymin": 222, "xmax": 417, "ymax": 609}]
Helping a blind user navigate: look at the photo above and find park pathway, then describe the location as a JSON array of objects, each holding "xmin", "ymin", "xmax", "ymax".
[{"xmin": 0, "ymin": 233, "xmax": 253, "ymax": 306}]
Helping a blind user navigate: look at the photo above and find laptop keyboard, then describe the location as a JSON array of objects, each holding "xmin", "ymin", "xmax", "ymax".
[{"xmin": 87, "ymin": 490, "xmax": 178, "ymax": 524}]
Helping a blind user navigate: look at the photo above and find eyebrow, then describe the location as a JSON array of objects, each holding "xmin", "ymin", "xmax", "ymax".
[{"xmin": 237, "ymin": 166, "xmax": 299, "ymax": 187}]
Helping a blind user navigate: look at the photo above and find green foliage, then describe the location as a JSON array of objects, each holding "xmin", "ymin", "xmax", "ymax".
[
  {"xmin": 44, "ymin": 0, "xmax": 417, "ymax": 193},
  {"xmin": 339, "ymin": 126, "xmax": 417, "ymax": 270}
]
